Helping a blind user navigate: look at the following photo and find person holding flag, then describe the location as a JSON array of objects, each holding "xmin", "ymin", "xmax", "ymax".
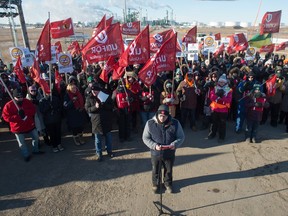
[{"xmin": 2, "ymin": 88, "xmax": 45, "ymax": 162}]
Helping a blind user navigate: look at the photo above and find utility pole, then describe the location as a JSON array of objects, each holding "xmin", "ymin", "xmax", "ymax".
[{"xmin": 16, "ymin": 0, "xmax": 30, "ymax": 49}]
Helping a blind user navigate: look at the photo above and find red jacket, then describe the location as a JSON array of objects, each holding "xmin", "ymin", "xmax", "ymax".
[{"xmin": 2, "ymin": 99, "xmax": 36, "ymax": 133}]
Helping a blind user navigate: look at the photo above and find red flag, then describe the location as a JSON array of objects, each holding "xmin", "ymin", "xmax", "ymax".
[
  {"xmin": 275, "ymin": 41, "xmax": 288, "ymax": 52},
  {"xmin": 214, "ymin": 33, "xmax": 221, "ymax": 41},
  {"xmin": 81, "ymin": 23, "xmax": 124, "ymax": 63},
  {"xmin": 118, "ymin": 25, "xmax": 150, "ymax": 67},
  {"xmin": 14, "ymin": 57, "xmax": 26, "ymax": 84},
  {"xmin": 99, "ymin": 56, "xmax": 116, "ymax": 83},
  {"xmin": 266, "ymin": 74, "xmax": 277, "ymax": 97},
  {"xmin": 30, "ymin": 58, "xmax": 51, "ymax": 94},
  {"xmin": 69, "ymin": 41, "xmax": 81, "ymax": 56},
  {"xmin": 182, "ymin": 26, "xmax": 197, "ymax": 43},
  {"xmin": 150, "ymin": 29, "xmax": 175, "ymax": 53},
  {"xmin": 54, "ymin": 69, "xmax": 63, "ymax": 94},
  {"xmin": 92, "ymin": 14, "xmax": 106, "ymax": 38},
  {"xmin": 36, "ymin": 19, "xmax": 51, "ymax": 62},
  {"xmin": 226, "ymin": 33, "xmax": 248, "ymax": 53},
  {"xmin": 260, "ymin": 10, "xmax": 282, "ymax": 35},
  {"xmin": 260, "ymin": 44, "xmax": 275, "ymax": 53},
  {"xmin": 50, "ymin": 18, "xmax": 74, "ymax": 39},
  {"xmin": 138, "ymin": 33, "xmax": 177, "ymax": 86},
  {"xmin": 213, "ymin": 43, "xmax": 225, "ymax": 57},
  {"xmin": 121, "ymin": 21, "xmax": 141, "ymax": 35},
  {"xmin": 226, "ymin": 45, "xmax": 236, "ymax": 55},
  {"xmin": 54, "ymin": 41, "xmax": 63, "ymax": 53},
  {"xmin": 106, "ymin": 16, "xmax": 113, "ymax": 27},
  {"xmin": 112, "ymin": 62, "xmax": 125, "ymax": 80}
]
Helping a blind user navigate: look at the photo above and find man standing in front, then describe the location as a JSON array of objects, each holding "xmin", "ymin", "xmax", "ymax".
[
  {"xmin": 142, "ymin": 105, "xmax": 185, "ymax": 194},
  {"xmin": 2, "ymin": 88, "xmax": 44, "ymax": 162}
]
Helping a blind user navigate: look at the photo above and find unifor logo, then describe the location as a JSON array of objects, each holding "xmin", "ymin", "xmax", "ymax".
[
  {"xmin": 247, "ymin": 47, "xmax": 255, "ymax": 56},
  {"xmin": 266, "ymin": 14, "xmax": 273, "ymax": 23},
  {"xmin": 11, "ymin": 48, "xmax": 23, "ymax": 59},
  {"xmin": 127, "ymin": 22, "xmax": 133, "ymax": 28},
  {"xmin": 59, "ymin": 54, "xmax": 71, "ymax": 66},
  {"xmin": 204, "ymin": 36, "xmax": 214, "ymax": 46},
  {"xmin": 153, "ymin": 34, "xmax": 163, "ymax": 43},
  {"xmin": 95, "ymin": 30, "xmax": 108, "ymax": 44}
]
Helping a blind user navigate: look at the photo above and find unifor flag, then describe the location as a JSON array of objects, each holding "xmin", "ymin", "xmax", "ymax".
[
  {"xmin": 35, "ymin": 19, "xmax": 51, "ymax": 62},
  {"xmin": 227, "ymin": 33, "xmax": 248, "ymax": 53},
  {"xmin": 119, "ymin": 25, "xmax": 150, "ymax": 67},
  {"xmin": 92, "ymin": 14, "xmax": 106, "ymax": 38},
  {"xmin": 275, "ymin": 41, "xmax": 288, "ymax": 51},
  {"xmin": 14, "ymin": 57, "xmax": 26, "ymax": 84},
  {"xmin": 81, "ymin": 22, "xmax": 124, "ymax": 63},
  {"xmin": 68, "ymin": 41, "xmax": 81, "ymax": 56},
  {"xmin": 214, "ymin": 33, "xmax": 221, "ymax": 41},
  {"xmin": 121, "ymin": 21, "xmax": 140, "ymax": 35},
  {"xmin": 260, "ymin": 10, "xmax": 282, "ymax": 35},
  {"xmin": 150, "ymin": 29, "xmax": 174, "ymax": 53},
  {"xmin": 260, "ymin": 44, "xmax": 275, "ymax": 53},
  {"xmin": 99, "ymin": 56, "xmax": 117, "ymax": 83},
  {"xmin": 106, "ymin": 16, "xmax": 113, "ymax": 27},
  {"xmin": 50, "ymin": 18, "xmax": 74, "ymax": 39},
  {"xmin": 266, "ymin": 74, "xmax": 277, "ymax": 97},
  {"xmin": 138, "ymin": 33, "xmax": 177, "ymax": 86},
  {"xmin": 30, "ymin": 58, "xmax": 51, "ymax": 94},
  {"xmin": 182, "ymin": 26, "xmax": 197, "ymax": 43}
]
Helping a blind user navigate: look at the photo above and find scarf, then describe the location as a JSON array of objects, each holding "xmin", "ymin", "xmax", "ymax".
[{"xmin": 68, "ymin": 90, "xmax": 84, "ymax": 109}]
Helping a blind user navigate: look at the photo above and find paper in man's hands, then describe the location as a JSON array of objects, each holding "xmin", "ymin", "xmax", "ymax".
[{"xmin": 97, "ymin": 91, "xmax": 109, "ymax": 103}]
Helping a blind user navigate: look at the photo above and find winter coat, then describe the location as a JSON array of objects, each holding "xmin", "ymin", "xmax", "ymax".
[
  {"xmin": 63, "ymin": 93, "xmax": 86, "ymax": 131},
  {"xmin": 39, "ymin": 95, "xmax": 62, "ymax": 125},
  {"xmin": 281, "ymin": 80, "xmax": 288, "ymax": 112},
  {"xmin": 160, "ymin": 79, "xmax": 179, "ymax": 117},
  {"xmin": 85, "ymin": 93, "xmax": 114, "ymax": 135},
  {"xmin": 176, "ymin": 79, "xmax": 198, "ymax": 109},
  {"xmin": 2, "ymin": 99, "xmax": 36, "ymax": 133}
]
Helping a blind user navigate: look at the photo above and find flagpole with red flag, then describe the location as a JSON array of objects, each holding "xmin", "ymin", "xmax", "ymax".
[{"xmin": 48, "ymin": 12, "xmax": 53, "ymax": 101}]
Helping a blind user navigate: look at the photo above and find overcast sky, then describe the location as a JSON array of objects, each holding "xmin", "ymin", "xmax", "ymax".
[{"xmin": 1, "ymin": 0, "xmax": 287, "ymax": 25}]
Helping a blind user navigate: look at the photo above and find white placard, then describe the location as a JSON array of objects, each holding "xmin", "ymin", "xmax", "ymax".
[{"xmin": 57, "ymin": 53, "xmax": 73, "ymax": 73}]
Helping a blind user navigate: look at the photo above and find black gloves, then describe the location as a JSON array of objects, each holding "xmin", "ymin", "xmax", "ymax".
[
  {"xmin": 255, "ymin": 102, "xmax": 263, "ymax": 107},
  {"xmin": 216, "ymin": 89, "xmax": 225, "ymax": 98},
  {"xmin": 18, "ymin": 109, "xmax": 26, "ymax": 120}
]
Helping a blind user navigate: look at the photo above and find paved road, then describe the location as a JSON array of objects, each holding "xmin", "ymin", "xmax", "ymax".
[{"xmin": 0, "ymin": 120, "xmax": 288, "ymax": 216}]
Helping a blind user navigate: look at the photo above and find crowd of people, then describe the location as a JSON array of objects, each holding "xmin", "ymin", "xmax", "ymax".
[{"xmin": 0, "ymin": 50, "xmax": 288, "ymax": 164}]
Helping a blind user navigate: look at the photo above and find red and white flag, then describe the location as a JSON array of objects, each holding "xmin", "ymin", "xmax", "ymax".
[
  {"xmin": 92, "ymin": 15, "xmax": 106, "ymax": 38},
  {"xmin": 260, "ymin": 44, "xmax": 275, "ymax": 53},
  {"xmin": 118, "ymin": 25, "xmax": 150, "ymax": 67},
  {"xmin": 99, "ymin": 56, "xmax": 117, "ymax": 83},
  {"xmin": 182, "ymin": 26, "xmax": 197, "ymax": 43},
  {"xmin": 226, "ymin": 33, "xmax": 248, "ymax": 53},
  {"xmin": 30, "ymin": 58, "xmax": 51, "ymax": 94},
  {"xmin": 266, "ymin": 74, "xmax": 277, "ymax": 97},
  {"xmin": 150, "ymin": 29, "xmax": 175, "ymax": 53},
  {"xmin": 14, "ymin": 57, "xmax": 26, "ymax": 84},
  {"xmin": 81, "ymin": 23, "xmax": 124, "ymax": 63},
  {"xmin": 50, "ymin": 18, "xmax": 74, "ymax": 39},
  {"xmin": 260, "ymin": 10, "xmax": 282, "ymax": 35},
  {"xmin": 275, "ymin": 41, "xmax": 288, "ymax": 52},
  {"xmin": 67, "ymin": 41, "xmax": 81, "ymax": 56},
  {"xmin": 36, "ymin": 19, "xmax": 51, "ymax": 62},
  {"xmin": 138, "ymin": 33, "xmax": 177, "ymax": 86},
  {"xmin": 121, "ymin": 21, "xmax": 141, "ymax": 35},
  {"xmin": 54, "ymin": 69, "xmax": 63, "ymax": 94}
]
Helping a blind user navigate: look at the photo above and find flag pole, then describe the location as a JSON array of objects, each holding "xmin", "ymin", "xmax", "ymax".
[{"xmin": 48, "ymin": 12, "xmax": 52, "ymax": 101}]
